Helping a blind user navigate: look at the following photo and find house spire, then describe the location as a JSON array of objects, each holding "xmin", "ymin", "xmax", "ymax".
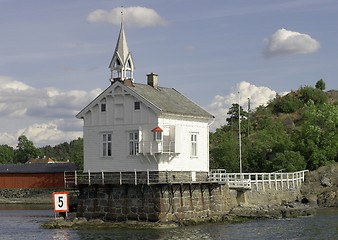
[{"xmin": 109, "ymin": 11, "xmax": 134, "ymax": 83}]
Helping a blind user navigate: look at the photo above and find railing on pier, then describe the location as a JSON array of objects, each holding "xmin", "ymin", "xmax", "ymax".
[
  {"xmin": 64, "ymin": 170, "xmax": 208, "ymax": 188},
  {"xmin": 64, "ymin": 169, "xmax": 309, "ymax": 191},
  {"xmin": 208, "ymin": 170, "xmax": 309, "ymax": 191}
]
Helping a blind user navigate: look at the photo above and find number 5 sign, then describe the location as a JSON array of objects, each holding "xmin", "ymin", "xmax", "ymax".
[{"xmin": 53, "ymin": 192, "xmax": 69, "ymax": 213}]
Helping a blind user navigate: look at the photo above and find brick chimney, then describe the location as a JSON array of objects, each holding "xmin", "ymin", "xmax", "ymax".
[{"xmin": 147, "ymin": 73, "xmax": 158, "ymax": 89}]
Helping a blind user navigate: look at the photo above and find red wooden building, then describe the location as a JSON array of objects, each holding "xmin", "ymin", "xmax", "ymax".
[{"xmin": 0, "ymin": 163, "xmax": 77, "ymax": 188}]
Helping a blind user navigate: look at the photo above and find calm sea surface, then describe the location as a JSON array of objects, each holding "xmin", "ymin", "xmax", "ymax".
[{"xmin": 0, "ymin": 205, "xmax": 337, "ymax": 240}]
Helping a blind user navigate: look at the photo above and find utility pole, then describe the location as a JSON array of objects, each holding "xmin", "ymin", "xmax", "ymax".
[
  {"xmin": 247, "ymin": 98, "xmax": 251, "ymax": 137},
  {"xmin": 238, "ymin": 92, "xmax": 242, "ymax": 175}
]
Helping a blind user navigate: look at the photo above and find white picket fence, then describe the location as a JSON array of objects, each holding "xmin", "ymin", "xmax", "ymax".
[{"xmin": 208, "ymin": 169, "xmax": 309, "ymax": 191}]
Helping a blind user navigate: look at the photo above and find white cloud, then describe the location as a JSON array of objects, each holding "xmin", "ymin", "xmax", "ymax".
[
  {"xmin": 0, "ymin": 76, "xmax": 101, "ymax": 147},
  {"xmin": 206, "ymin": 81, "xmax": 277, "ymax": 130},
  {"xmin": 17, "ymin": 121, "xmax": 82, "ymax": 147},
  {"xmin": 0, "ymin": 132, "xmax": 16, "ymax": 147},
  {"xmin": 0, "ymin": 75, "xmax": 32, "ymax": 91},
  {"xmin": 87, "ymin": 7, "xmax": 168, "ymax": 27},
  {"xmin": 264, "ymin": 28, "xmax": 320, "ymax": 57}
]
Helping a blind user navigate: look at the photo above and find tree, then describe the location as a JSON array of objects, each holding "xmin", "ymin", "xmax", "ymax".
[
  {"xmin": 272, "ymin": 151, "xmax": 306, "ymax": 172},
  {"xmin": 315, "ymin": 79, "xmax": 326, "ymax": 91},
  {"xmin": 39, "ymin": 137, "xmax": 84, "ymax": 168},
  {"xmin": 271, "ymin": 93, "xmax": 303, "ymax": 114},
  {"xmin": 0, "ymin": 144, "xmax": 14, "ymax": 164},
  {"xmin": 210, "ymin": 130, "xmax": 240, "ymax": 172},
  {"xmin": 226, "ymin": 103, "xmax": 248, "ymax": 124},
  {"xmin": 245, "ymin": 121, "xmax": 292, "ymax": 172},
  {"xmin": 293, "ymin": 102, "xmax": 338, "ymax": 170},
  {"xmin": 299, "ymin": 86, "xmax": 328, "ymax": 105},
  {"xmin": 69, "ymin": 138, "xmax": 83, "ymax": 169},
  {"xmin": 14, "ymin": 135, "xmax": 40, "ymax": 163}
]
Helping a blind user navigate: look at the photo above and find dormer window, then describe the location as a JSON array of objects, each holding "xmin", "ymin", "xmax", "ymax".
[
  {"xmin": 154, "ymin": 131, "xmax": 162, "ymax": 141},
  {"xmin": 152, "ymin": 126, "xmax": 163, "ymax": 142},
  {"xmin": 101, "ymin": 103, "xmax": 106, "ymax": 112}
]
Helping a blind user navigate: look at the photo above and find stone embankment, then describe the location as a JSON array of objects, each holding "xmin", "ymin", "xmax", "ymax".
[
  {"xmin": 301, "ymin": 163, "xmax": 338, "ymax": 208},
  {"xmin": 226, "ymin": 162, "xmax": 337, "ymax": 219}
]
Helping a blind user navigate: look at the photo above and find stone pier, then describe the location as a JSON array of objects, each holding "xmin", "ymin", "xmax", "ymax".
[{"xmin": 76, "ymin": 183, "xmax": 238, "ymax": 222}]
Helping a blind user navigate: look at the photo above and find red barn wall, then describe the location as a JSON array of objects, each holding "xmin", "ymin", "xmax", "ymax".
[{"xmin": 0, "ymin": 173, "xmax": 65, "ymax": 188}]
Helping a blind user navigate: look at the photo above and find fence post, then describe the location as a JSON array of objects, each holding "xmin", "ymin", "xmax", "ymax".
[
  {"xmin": 135, "ymin": 170, "xmax": 137, "ymax": 185},
  {"xmin": 75, "ymin": 170, "xmax": 77, "ymax": 186},
  {"xmin": 287, "ymin": 173, "xmax": 289, "ymax": 189},
  {"xmin": 147, "ymin": 169, "xmax": 150, "ymax": 185},
  {"xmin": 268, "ymin": 173, "xmax": 271, "ymax": 189},
  {"xmin": 255, "ymin": 173, "xmax": 258, "ymax": 191},
  {"xmin": 88, "ymin": 170, "xmax": 91, "ymax": 186},
  {"xmin": 262, "ymin": 174, "xmax": 265, "ymax": 192},
  {"xmin": 274, "ymin": 173, "xmax": 277, "ymax": 190},
  {"xmin": 120, "ymin": 172, "xmax": 122, "ymax": 185},
  {"xmin": 102, "ymin": 171, "xmax": 104, "ymax": 185}
]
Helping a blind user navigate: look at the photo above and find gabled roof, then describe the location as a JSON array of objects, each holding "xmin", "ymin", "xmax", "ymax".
[
  {"xmin": 128, "ymin": 83, "xmax": 213, "ymax": 119},
  {"xmin": 76, "ymin": 81, "xmax": 213, "ymax": 120}
]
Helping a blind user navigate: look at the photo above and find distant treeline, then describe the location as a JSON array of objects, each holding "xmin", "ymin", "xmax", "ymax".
[{"xmin": 0, "ymin": 137, "xmax": 83, "ymax": 169}]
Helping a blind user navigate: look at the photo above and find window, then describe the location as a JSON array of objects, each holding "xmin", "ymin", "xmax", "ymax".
[
  {"xmin": 101, "ymin": 103, "xmax": 106, "ymax": 112},
  {"xmin": 102, "ymin": 133, "xmax": 112, "ymax": 157},
  {"xmin": 134, "ymin": 101, "xmax": 140, "ymax": 110},
  {"xmin": 191, "ymin": 133, "xmax": 197, "ymax": 157},
  {"xmin": 129, "ymin": 131, "xmax": 139, "ymax": 155},
  {"xmin": 154, "ymin": 131, "xmax": 162, "ymax": 141}
]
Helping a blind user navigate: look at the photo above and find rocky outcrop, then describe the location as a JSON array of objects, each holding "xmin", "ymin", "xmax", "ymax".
[{"xmin": 301, "ymin": 163, "xmax": 338, "ymax": 207}]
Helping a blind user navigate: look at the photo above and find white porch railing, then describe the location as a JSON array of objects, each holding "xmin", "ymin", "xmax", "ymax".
[
  {"xmin": 208, "ymin": 170, "xmax": 309, "ymax": 191},
  {"xmin": 139, "ymin": 141, "xmax": 175, "ymax": 154},
  {"xmin": 64, "ymin": 169, "xmax": 308, "ymax": 191}
]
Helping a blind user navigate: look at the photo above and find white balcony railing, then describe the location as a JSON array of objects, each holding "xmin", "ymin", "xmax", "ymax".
[
  {"xmin": 208, "ymin": 170, "xmax": 309, "ymax": 191},
  {"xmin": 139, "ymin": 141, "xmax": 175, "ymax": 154}
]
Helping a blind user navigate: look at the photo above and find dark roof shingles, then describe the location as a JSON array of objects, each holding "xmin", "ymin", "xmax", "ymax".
[
  {"xmin": 129, "ymin": 83, "xmax": 213, "ymax": 119},
  {"xmin": 0, "ymin": 163, "xmax": 78, "ymax": 174}
]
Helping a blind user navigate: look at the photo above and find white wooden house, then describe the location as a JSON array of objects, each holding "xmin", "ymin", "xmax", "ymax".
[{"xmin": 76, "ymin": 24, "xmax": 214, "ymax": 173}]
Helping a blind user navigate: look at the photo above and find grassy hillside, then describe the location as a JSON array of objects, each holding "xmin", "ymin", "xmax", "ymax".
[{"xmin": 210, "ymin": 85, "xmax": 338, "ymax": 173}]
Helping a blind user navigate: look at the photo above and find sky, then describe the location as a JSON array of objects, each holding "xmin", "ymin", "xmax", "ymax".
[{"xmin": 0, "ymin": 0, "xmax": 337, "ymax": 147}]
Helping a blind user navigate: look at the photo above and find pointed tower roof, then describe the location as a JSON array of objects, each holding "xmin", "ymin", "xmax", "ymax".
[
  {"xmin": 112, "ymin": 23, "xmax": 129, "ymax": 66},
  {"xmin": 109, "ymin": 21, "xmax": 135, "ymax": 83}
]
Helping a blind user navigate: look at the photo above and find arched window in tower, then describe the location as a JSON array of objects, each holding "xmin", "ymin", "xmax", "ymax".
[
  {"xmin": 126, "ymin": 59, "xmax": 133, "ymax": 79},
  {"xmin": 114, "ymin": 58, "xmax": 121, "ymax": 67},
  {"xmin": 127, "ymin": 59, "xmax": 131, "ymax": 69}
]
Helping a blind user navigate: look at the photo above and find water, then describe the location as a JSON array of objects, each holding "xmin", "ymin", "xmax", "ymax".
[{"xmin": 0, "ymin": 205, "xmax": 337, "ymax": 240}]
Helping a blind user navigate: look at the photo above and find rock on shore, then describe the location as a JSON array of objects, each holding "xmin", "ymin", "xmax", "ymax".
[{"xmin": 301, "ymin": 163, "xmax": 338, "ymax": 207}]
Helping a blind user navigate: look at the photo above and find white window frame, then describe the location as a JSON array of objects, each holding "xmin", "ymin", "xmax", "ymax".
[
  {"xmin": 102, "ymin": 133, "xmax": 112, "ymax": 157},
  {"xmin": 129, "ymin": 131, "xmax": 139, "ymax": 156},
  {"xmin": 154, "ymin": 131, "xmax": 162, "ymax": 142},
  {"xmin": 190, "ymin": 133, "xmax": 198, "ymax": 157}
]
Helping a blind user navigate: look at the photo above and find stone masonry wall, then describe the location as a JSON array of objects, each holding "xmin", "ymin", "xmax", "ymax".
[
  {"xmin": 77, "ymin": 181, "xmax": 304, "ymax": 223},
  {"xmin": 77, "ymin": 183, "xmax": 238, "ymax": 222}
]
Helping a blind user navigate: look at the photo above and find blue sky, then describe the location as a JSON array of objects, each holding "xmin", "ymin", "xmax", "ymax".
[{"xmin": 0, "ymin": 0, "xmax": 337, "ymax": 147}]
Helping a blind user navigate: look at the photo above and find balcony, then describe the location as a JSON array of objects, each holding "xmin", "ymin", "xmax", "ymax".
[{"xmin": 139, "ymin": 140, "xmax": 176, "ymax": 154}]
